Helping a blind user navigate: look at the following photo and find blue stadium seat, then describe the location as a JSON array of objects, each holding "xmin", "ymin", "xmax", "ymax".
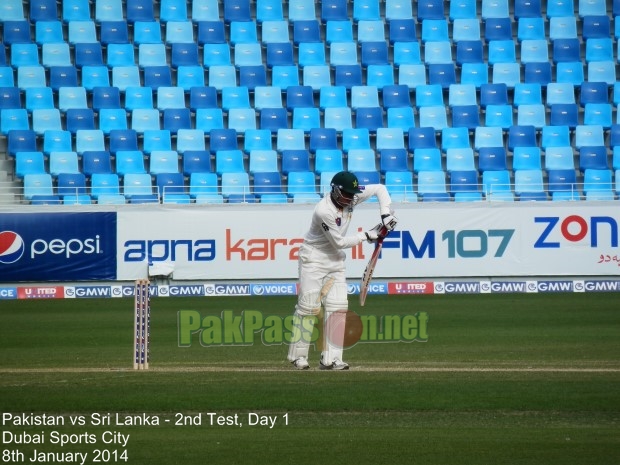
[
  {"xmin": 171, "ymin": 44, "xmax": 200, "ymax": 68},
  {"xmin": 441, "ymin": 127, "xmax": 470, "ymax": 152},
  {"xmin": 293, "ymin": 21, "xmax": 321, "ymax": 44},
  {"xmin": 520, "ymin": 39, "xmax": 549, "ymax": 64},
  {"xmin": 254, "ymin": 86, "xmax": 283, "ymax": 110},
  {"xmin": 342, "ymin": 128, "xmax": 371, "ymax": 152},
  {"xmin": 309, "ymin": 128, "xmax": 338, "ymax": 152},
  {"xmin": 266, "ymin": 43, "xmax": 295, "ymax": 68},
  {"xmin": 451, "ymin": 105, "xmax": 480, "ymax": 129},
  {"xmin": 384, "ymin": 171, "xmax": 415, "ymax": 201},
  {"xmin": 159, "ymin": 0, "xmax": 188, "ymax": 22},
  {"xmin": 122, "ymin": 173, "xmax": 154, "ymax": 199},
  {"xmin": 291, "ymin": 107, "xmax": 318, "ymax": 132},
  {"xmin": 583, "ymin": 169, "xmax": 613, "ymax": 195},
  {"xmin": 208, "ymin": 66, "xmax": 238, "ymax": 92},
  {"xmin": 286, "ymin": 171, "xmax": 316, "ymax": 198},
  {"xmin": 197, "ymin": 21, "xmax": 226, "ymax": 45},
  {"xmin": 262, "ymin": 20, "xmax": 290, "ymax": 44},
  {"xmin": 484, "ymin": 18, "xmax": 512, "ymax": 42},
  {"xmin": 189, "ymin": 172, "xmax": 218, "ymax": 198},
  {"xmin": 334, "ymin": 65, "xmax": 363, "ymax": 90},
  {"xmin": 379, "ymin": 148, "xmax": 409, "ymax": 173},
  {"xmin": 376, "ymin": 127, "xmax": 405, "ymax": 151},
  {"xmin": 449, "ymin": 170, "xmax": 480, "ymax": 194},
  {"xmin": 127, "ymin": 0, "xmax": 154, "ymax": 22},
  {"xmin": 210, "ymin": 128, "xmax": 239, "ymax": 154},
  {"xmin": 549, "ymin": 104, "xmax": 579, "ymax": 128},
  {"xmin": 485, "ymin": 105, "xmax": 513, "ymax": 129},
  {"xmin": 579, "ymin": 146, "xmax": 609, "ymax": 171},
  {"xmin": 518, "ymin": 17, "xmax": 546, "ymax": 41},
  {"xmin": 482, "ymin": 170, "xmax": 512, "ymax": 197},
  {"xmin": 30, "ymin": 0, "xmax": 58, "ymax": 22},
  {"xmin": 524, "ymin": 62, "xmax": 552, "ymax": 87},
  {"xmin": 7, "ymin": 130, "xmax": 37, "ymax": 157},
  {"xmin": 419, "ymin": 106, "xmax": 448, "ymax": 132},
  {"xmin": 11, "ymin": 44, "xmax": 40, "ymax": 68},
  {"xmin": 176, "ymin": 128, "xmax": 206, "ymax": 153},
  {"xmin": 177, "ymin": 66, "xmax": 205, "ymax": 91},
  {"xmin": 393, "ymin": 43, "xmax": 422, "ymax": 67},
  {"xmin": 453, "ymin": 19, "xmax": 481, "ymax": 42},
  {"xmin": 575, "ymin": 125, "xmax": 604, "ymax": 149},
  {"xmin": 112, "ymin": 66, "xmax": 141, "ymax": 92},
  {"xmin": 100, "ymin": 21, "xmax": 129, "ymax": 45},
  {"xmin": 162, "ymin": 108, "xmax": 192, "ymax": 135},
  {"xmin": 58, "ymin": 87, "xmax": 88, "ymax": 112},
  {"xmin": 195, "ymin": 108, "xmax": 224, "ymax": 132},
  {"xmin": 324, "ymin": 107, "xmax": 353, "ymax": 131},
  {"xmin": 456, "ymin": 41, "xmax": 484, "ymax": 66},
  {"xmin": 315, "ymin": 149, "xmax": 344, "ymax": 174},
  {"xmin": 149, "ymin": 150, "xmax": 180, "ymax": 174},
  {"xmin": 57, "ymin": 173, "xmax": 87, "ymax": 197},
  {"xmin": 68, "ymin": 20, "xmax": 98, "ymax": 44},
  {"xmin": 125, "ymin": 87, "xmax": 153, "ymax": 111},
  {"xmin": 553, "ymin": 39, "xmax": 581, "ymax": 63},
  {"xmin": 547, "ymin": 169, "xmax": 578, "ymax": 194},
  {"xmin": 99, "ymin": 108, "xmax": 128, "ymax": 134},
  {"xmin": 76, "ymin": 130, "xmax": 106, "ymax": 155},
  {"xmin": 321, "ymin": 0, "xmax": 348, "ymax": 22},
  {"xmin": 230, "ymin": 21, "xmax": 258, "ymax": 45},
  {"xmin": 281, "ymin": 150, "xmax": 311, "ymax": 174},
  {"xmin": 513, "ymin": 147, "xmax": 542, "ymax": 170},
  {"xmin": 253, "ymin": 171, "xmax": 284, "ymax": 196},
  {"xmin": 131, "ymin": 108, "xmax": 161, "ymax": 133},
  {"xmin": 109, "ymin": 129, "xmax": 139, "ymax": 154},
  {"xmin": 584, "ymin": 103, "xmax": 612, "ymax": 129},
  {"xmin": 189, "ymin": 87, "xmax": 218, "ymax": 111},
  {"xmin": 325, "ymin": 20, "xmax": 353, "ymax": 44},
  {"xmin": 541, "ymin": 125, "xmax": 570, "ymax": 150},
  {"xmin": 418, "ymin": 0, "xmax": 445, "ymax": 21},
  {"xmin": 492, "ymin": 63, "xmax": 521, "ymax": 89},
  {"xmin": 0, "ymin": 86, "xmax": 21, "ymax": 110},
  {"xmin": 25, "ymin": 87, "xmax": 55, "ymax": 112},
  {"xmin": 143, "ymin": 66, "xmax": 173, "ymax": 88},
  {"xmin": 302, "ymin": 65, "xmax": 331, "ymax": 92},
  {"xmin": 32, "ymin": 108, "xmax": 62, "ymax": 135},
  {"xmin": 508, "ymin": 126, "xmax": 537, "ymax": 152},
  {"xmin": 355, "ymin": 107, "xmax": 384, "ymax": 133},
  {"xmin": 228, "ymin": 108, "xmax": 258, "ymax": 133},
  {"xmin": 347, "ymin": 149, "xmax": 376, "ymax": 172},
  {"xmin": 408, "ymin": 127, "xmax": 438, "ymax": 151},
  {"xmin": 116, "ymin": 150, "xmax": 146, "ymax": 176},
  {"xmin": 143, "ymin": 130, "xmax": 172, "ymax": 153},
  {"xmin": 4, "ymin": 21, "xmax": 32, "ymax": 45},
  {"xmin": 244, "ymin": 129, "xmax": 272, "ymax": 153},
  {"xmin": 165, "ymin": 21, "xmax": 195, "ymax": 45},
  {"xmin": 389, "ymin": 19, "xmax": 416, "ymax": 44},
  {"xmin": 82, "ymin": 151, "xmax": 113, "ymax": 176},
  {"xmin": 514, "ymin": 169, "xmax": 545, "ymax": 196},
  {"xmin": 183, "ymin": 151, "xmax": 211, "ymax": 176},
  {"xmin": 446, "ymin": 148, "xmax": 476, "ymax": 172},
  {"xmin": 259, "ymin": 108, "xmax": 289, "ymax": 133},
  {"xmin": 249, "ymin": 149, "xmax": 278, "ymax": 173},
  {"xmin": 412, "ymin": 148, "xmax": 442, "ymax": 172},
  {"xmin": 24, "ymin": 174, "xmax": 55, "ymax": 200},
  {"xmin": 41, "ymin": 43, "xmax": 72, "ymax": 68},
  {"xmin": 386, "ymin": 107, "xmax": 415, "ymax": 131},
  {"xmin": 549, "ymin": 16, "xmax": 577, "ymax": 41},
  {"xmin": 582, "ymin": 15, "xmax": 610, "ymax": 40},
  {"xmin": 417, "ymin": 170, "xmax": 448, "ymax": 195},
  {"xmin": 478, "ymin": 146, "xmax": 508, "ymax": 171},
  {"xmin": 15, "ymin": 152, "xmax": 46, "ymax": 179},
  {"xmin": 82, "ymin": 66, "xmax": 111, "ymax": 91},
  {"xmin": 156, "ymin": 172, "xmax": 186, "ymax": 197},
  {"xmin": 545, "ymin": 146, "xmax": 575, "ymax": 171},
  {"xmin": 133, "ymin": 21, "xmax": 162, "ymax": 45},
  {"xmin": 516, "ymin": 104, "xmax": 546, "ymax": 129},
  {"xmin": 424, "ymin": 41, "xmax": 453, "ymax": 65},
  {"xmin": 238, "ymin": 65, "xmax": 267, "ymax": 90}
]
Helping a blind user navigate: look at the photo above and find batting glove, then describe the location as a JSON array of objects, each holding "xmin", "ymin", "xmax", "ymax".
[
  {"xmin": 381, "ymin": 213, "xmax": 398, "ymax": 231},
  {"xmin": 363, "ymin": 223, "xmax": 386, "ymax": 243}
]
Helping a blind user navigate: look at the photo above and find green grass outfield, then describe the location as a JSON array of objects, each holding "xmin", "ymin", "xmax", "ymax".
[{"xmin": 1, "ymin": 293, "xmax": 619, "ymax": 465}]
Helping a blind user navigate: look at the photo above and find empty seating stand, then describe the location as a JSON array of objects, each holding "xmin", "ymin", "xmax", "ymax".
[{"xmin": 2, "ymin": 0, "xmax": 617, "ymax": 204}]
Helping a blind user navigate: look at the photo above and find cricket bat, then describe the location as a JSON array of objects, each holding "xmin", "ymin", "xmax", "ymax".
[{"xmin": 359, "ymin": 226, "xmax": 389, "ymax": 307}]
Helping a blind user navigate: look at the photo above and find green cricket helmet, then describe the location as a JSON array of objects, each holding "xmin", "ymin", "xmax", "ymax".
[{"xmin": 330, "ymin": 171, "xmax": 362, "ymax": 208}]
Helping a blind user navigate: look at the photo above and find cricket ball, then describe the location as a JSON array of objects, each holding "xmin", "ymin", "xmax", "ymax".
[{"xmin": 325, "ymin": 310, "xmax": 364, "ymax": 349}]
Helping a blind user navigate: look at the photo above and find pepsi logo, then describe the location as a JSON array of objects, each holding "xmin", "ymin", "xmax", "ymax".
[{"xmin": 0, "ymin": 231, "xmax": 25, "ymax": 264}]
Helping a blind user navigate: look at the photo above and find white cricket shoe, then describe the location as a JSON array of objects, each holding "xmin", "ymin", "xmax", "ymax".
[
  {"xmin": 319, "ymin": 356, "xmax": 349, "ymax": 370},
  {"xmin": 291, "ymin": 357, "xmax": 309, "ymax": 370}
]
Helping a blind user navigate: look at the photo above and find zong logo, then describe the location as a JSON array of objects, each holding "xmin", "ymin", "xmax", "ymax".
[{"xmin": 0, "ymin": 231, "xmax": 25, "ymax": 264}]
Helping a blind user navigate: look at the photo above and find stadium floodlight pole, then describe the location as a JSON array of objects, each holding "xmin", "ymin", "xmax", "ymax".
[{"xmin": 359, "ymin": 225, "xmax": 389, "ymax": 307}]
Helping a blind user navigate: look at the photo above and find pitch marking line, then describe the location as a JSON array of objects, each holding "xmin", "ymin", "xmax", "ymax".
[{"xmin": 1, "ymin": 367, "xmax": 619, "ymax": 374}]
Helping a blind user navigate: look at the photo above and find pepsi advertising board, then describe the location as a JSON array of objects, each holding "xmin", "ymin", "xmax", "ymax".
[{"xmin": 0, "ymin": 212, "xmax": 117, "ymax": 282}]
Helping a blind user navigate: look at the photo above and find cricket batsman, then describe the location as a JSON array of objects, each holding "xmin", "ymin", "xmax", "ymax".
[{"xmin": 287, "ymin": 171, "xmax": 397, "ymax": 370}]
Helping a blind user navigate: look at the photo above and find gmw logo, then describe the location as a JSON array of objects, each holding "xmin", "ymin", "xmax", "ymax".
[{"xmin": 0, "ymin": 231, "xmax": 25, "ymax": 264}]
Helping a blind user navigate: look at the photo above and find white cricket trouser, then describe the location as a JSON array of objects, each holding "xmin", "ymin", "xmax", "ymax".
[{"xmin": 287, "ymin": 243, "xmax": 348, "ymax": 365}]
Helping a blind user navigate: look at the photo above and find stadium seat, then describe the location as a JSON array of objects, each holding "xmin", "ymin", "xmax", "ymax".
[
  {"xmin": 408, "ymin": 127, "xmax": 438, "ymax": 151},
  {"xmin": 15, "ymin": 152, "xmax": 46, "ymax": 179},
  {"xmin": 116, "ymin": 151, "xmax": 146, "ymax": 176},
  {"xmin": 347, "ymin": 149, "xmax": 377, "ymax": 172},
  {"xmin": 324, "ymin": 107, "xmax": 355, "ymax": 132},
  {"xmin": 286, "ymin": 171, "xmax": 316, "ymax": 198},
  {"xmin": 90, "ymin": 173, "xmax": 120, "ymax": 199},
  {"xmin": 189, "ymin": 172, "xmax": 219, "ymax": 198},
  {"xmin": 143, "ymin": 130, "xmax": 173, "ymax": 154},
  {"xmin": 8, "ymin": 130, "xmax": 37, "ymax": 157},
  {"xmin": 379, "ymin": 149, "xmax": 410, "ymax": 174},
  {"xmin": 449, "ymin": 170, "xmax": 480, "ymax": 194},
  {"xmin": 508, "ymin": 126, "xmax": 537, "ymax": 152},
  {"xmin": 417, "ymin": 170, "xmax": 447, "ymax": 195},
  {"xmin": 384, "ymin": 171, "xmax": 415, "ymax": 201},
  {"xmin": 183, "ymin": 151, "xmax": 212, "ymax": 176},
  {"xmin": 547, "ymin": 169, "xmax": 578, "ymax": 194},
  {"xmin": 281, "ymin": 150, "xmax": 311, "ymax": 174},
  {"xmin": 315, "ymin": 149, "xmax": 344, "ymax": 174},
  {"xmin": 24, "ymin": 174, "xmax": 54, "ymax": 200},
  {"xmin": 579, "ymin": 146, "xmax": 609, "ymax": 171},
  {"xmin": 57, "ymin": 173, "xmax": 87, "ymax": 196},
  {"xmin": 478, "ymin": 147, "xmax": 508, "ymax": 171},
  {"xmin": 544, "ymin": 146, "xmax": 576, "ymax": 171},
  {"xmin": 513, "ymin": 147, "xmax": 542, "ymax": 170},
  {"xmin": 482, "ymin": 170, "xmax": 512, "ymax": 196},
  {"xmin": 176, "ymin": 129, "xmax": 207, "ymax": 153},
  {"xmin": 412, "ymin": 148, "xmax": 442, "ymax": 173},
  {"xmin": 583, "ymin": 169, "xmax": 613, "ymax": 195},
  {"xmin": 386, "ymin": 107, "xmax": 415, "ymax": 131},
  {"xmin": 156, "ymin": 173, "xmax": 186, "ymax": 198},
  {"xmin": 342, "ymin": 128, "xmax": 371, "ymax": 152},
  {"xmin": 109, "ymin": 129, "xmax": 139, "ymax": 154},
  {"xmin": 446, "ymin": 148, "xmax": 476, "ymax": 172},
  {"xmin": 244, "ymin": 129, "xmax": 272, "ymax": 153}
]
